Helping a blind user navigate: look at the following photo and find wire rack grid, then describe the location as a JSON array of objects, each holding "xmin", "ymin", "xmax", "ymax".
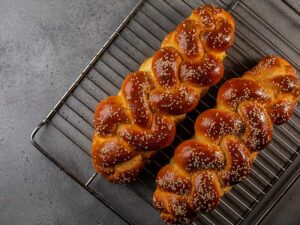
[{"xmin": 31, "ymin": 0, "xmax": 300, "ymax": 224}]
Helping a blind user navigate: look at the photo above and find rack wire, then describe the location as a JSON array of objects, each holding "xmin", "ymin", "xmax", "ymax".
[{"xmin": 31, "ymin": 0, "xmax": 300, "ymax": 224}]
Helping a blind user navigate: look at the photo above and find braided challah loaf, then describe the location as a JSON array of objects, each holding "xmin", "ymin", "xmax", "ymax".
[
  {"xmin": 92, "ymin": 5, "xmax": 235, "ymax": 183},
  {"xmin": 153, "ymin": 55, "xmax": 300, "ymax": 224}
]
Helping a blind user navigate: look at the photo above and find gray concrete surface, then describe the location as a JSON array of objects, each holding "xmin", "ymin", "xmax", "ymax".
[{"xmin": 0, "ymin": 0, "xmax": 299, "ymax": 225}]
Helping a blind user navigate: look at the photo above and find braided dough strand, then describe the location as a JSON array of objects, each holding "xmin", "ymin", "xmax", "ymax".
[
  {"xmin": 153, "ymin": 55, "xmax": 300, "ymax": 224},
  {"xmin": 92, "ymin": 5, "xmax": 235, "ymax": 183}
]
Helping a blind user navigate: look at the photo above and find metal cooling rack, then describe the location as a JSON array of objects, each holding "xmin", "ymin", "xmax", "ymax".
[{"xmin": 31, "ymin": 0, "xmax": 300, "ymax": 224}]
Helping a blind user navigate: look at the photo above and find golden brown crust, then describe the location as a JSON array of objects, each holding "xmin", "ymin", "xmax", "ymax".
[
  {"xmin": 94, "ymin": 96, "xmax": 128, "ymax": 136},
  {"xmin": 154, "ymin": 55, "xmax": 300, "ymax": 224},
  {"xmin": 92, "ymin": 4, "xmax": 235, "ymax": 183},
  {"xmin": 173, "ymin": 140, "xmax": 225, "ymax": 172},
  {"xmin": 180, "ymin": 54, "xmax": 224, "ymax": 87}
]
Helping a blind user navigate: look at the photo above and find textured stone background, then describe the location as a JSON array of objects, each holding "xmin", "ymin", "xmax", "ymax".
[{"xmin": 0, "ymin": 0, "xmax": 299, "ymax": 224}]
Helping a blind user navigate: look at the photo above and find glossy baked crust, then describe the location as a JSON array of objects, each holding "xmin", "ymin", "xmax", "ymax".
[
  {"xmin": 92, "ymin": 4, "xmax": 235, "ymax": 183},
  {"xmin": 153, "ymin": 55, "xmax": 300, "ymax": 224}
]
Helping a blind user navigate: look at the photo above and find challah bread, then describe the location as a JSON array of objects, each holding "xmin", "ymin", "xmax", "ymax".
[
  {"xmin": 153, "ymin": 55, "xmax": 300, "ymax": 224},
  {"xmin": 92, "ymin": 5, "xmax": 235, "ymax": 183}
]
